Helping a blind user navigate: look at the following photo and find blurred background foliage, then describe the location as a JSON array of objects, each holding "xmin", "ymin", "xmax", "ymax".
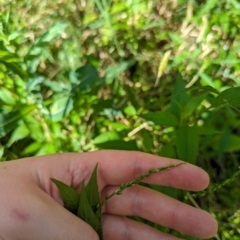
[{"xmin": 1, "ymin": 0, "xmax": 240, "ymax": 239}]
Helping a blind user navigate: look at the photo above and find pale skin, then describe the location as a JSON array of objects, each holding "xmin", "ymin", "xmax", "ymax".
[{"xmin": 0, "ymin": 150, "xmax": 218, "ymax": 240}]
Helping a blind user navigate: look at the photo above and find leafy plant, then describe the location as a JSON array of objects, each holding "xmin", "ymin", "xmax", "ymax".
[
  {"xmin": 51, "ymin": 162, "xmax": 185, "ymax": 239},
  {"xmin": 1, "ymin": 0, "xmax": 240, "ymax": 238}
]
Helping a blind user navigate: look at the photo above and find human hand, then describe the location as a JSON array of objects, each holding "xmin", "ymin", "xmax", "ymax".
[{"xmin": 0, "ymin": 151, "xmax": 217, "ymax": 240}]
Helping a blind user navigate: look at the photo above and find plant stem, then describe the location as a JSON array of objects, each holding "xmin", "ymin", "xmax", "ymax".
[{"xmin": 98, "ymin": 162, "xmax": 186, "ymax": 209}]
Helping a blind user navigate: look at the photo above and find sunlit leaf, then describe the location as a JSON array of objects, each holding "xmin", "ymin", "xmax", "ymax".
[
  {"xmin": 49, "ymin": 96, "xmax": 73, "ymax": 122},
  {"xmin": 22, "ymin": 142, "xmax": 42, "ymax": 155},
  {"xmin": 0, "ymin": 105, "xmax": 36, "ymax": 137},
  {"xmin": 35, "ymin": 142, "xmax": 56, "ymax": 156},
  {"xmin": 0, "ymin": 87, "xmax": 16, "ymax": 105},
  {"xmin": 93, "ymin": 131, "xmax": 120, "ymax": 144},
  {"xmin": 124, "ymin": 105, "xmax": 137, "ymax": 116},
  {"xmin": 6, "ymin": 124, "xmax": 29, "ymax": 147}
]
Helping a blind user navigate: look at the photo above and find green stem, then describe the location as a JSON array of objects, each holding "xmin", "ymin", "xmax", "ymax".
[{"xmin": 98, "ymin": 162, "xmax": 186, "ymax": 209}]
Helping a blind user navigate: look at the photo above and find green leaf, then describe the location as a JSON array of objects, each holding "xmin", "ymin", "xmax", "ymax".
[
  {"xmin": 214, "ymin": 87, "xmax": 240, "ymax": 108},
  {"xmin": 0, "ymin": 87, "xmax": 16, "ymax": 105},
  {"xmin": 93, "ymin": 131, "xmax": 120, "ymax": 144},
  {"xmin": 96, "ymin": 140, "xmax": 138, "ymax": 150},
  {"xmin": 22, "ymin": 142, "xmax": 42, "ymax": 155},
  {"xmin": 211, "ymin": 133, "xmax": 240, "ymax": 154},
  {"xmin": 182, "ymin": 93, "xmax": 207, "ymax": 119},
  {"xmin": 104, "ymin": 60, "xmax": 136, "ymax": 84},
  {"xmin": 159, "ymin": 145, "xmax": 177, "ymax": 158},
  {"xmin": 169, "ymin": 74, "xmax": 189, "ymax": 119},
  {"xmin": 141, "ymin": 111, "xmax": 178, "ymax": 126},
  {"xmin": 40, "ymin": 23, "xmax": 68, "ymax": 43},
  {"xmin": 107, "ymin": 122, "xmax": 129, "ymax": 131},
  {"xmin": 0, "ymin": 50, "xmax": 20, "ymax": 63},
  {"xmin": 74, "ymin": 65, "xmax": 101, "ymax": 91},
  {"xmin": 176, "ymin": 126, "xmax": 199, "ymax": 163},
  {"xmin": 85, "ymin": 164, "xmax": 101, "ymax": 208},
  {"xmin": 36, "ymin": 142, "xmax": 56, "ymax": 156},
  {"xmin": 227, "ymin": 135, "xmax": 240, "ymax": 152},
  {"xmin": 197, "ymin": 126, "xmax": 222, "ymax": 135},
  {"xmin": 142, "ymin": 130, "xmax": 153, "ymax": 152},
  {"xmin": 217, "ymin": 129, "xmax": 231, "ymax": 159},
  {"xmin": 6, "ymin": 124, "xmax": 29, "ymax": 147},
  {"xmin": 0, "ymin": 146, "xmax": 4, "ymax": 160},
  {"xmin": 151, "ymin": 184, "xmax": 179, "ymax": 200},
  {"xmin": 3, "ymin": 62, "xmax": 27, "ymax": 79},
  {"xmin": 25, "ymin": 23, "xmax": 68, "ymax": 59},
  {"xmin": 49, "ymin": 96, "xmax": 73, "ymax": 122},
  {"xmin": 0, "ymin": 105, "xmax": 36, "ymax": 137},
  {"xmin": 124, "ymin": 84, "xmax": 140, "ymax": 108},
  {"xmin": 124, "ymin": 105, "xmax": 137, "ymax": 116},
  {"xmin": 51, "ymin": 178, "xmax": 79, "ymax": 213},
  {"xmin": 78, "ymin": 182, "xmax": 102, "ymax": 238}
]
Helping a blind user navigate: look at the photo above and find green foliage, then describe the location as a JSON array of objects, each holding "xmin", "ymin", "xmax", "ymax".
[
  {"xmin": 52, "ymin": 164, "xmax": 103, "ymax": 239},
  {"xmin": 1, "ymin": 0, "xmax": 240, "ymax": 238},
  {"xmin": 51, "ymin": 178, "xmax": 80, "ymax": 213},
  {"xmin": 52, "ymin": 163, "xmax": 184, "ymax": 239}
]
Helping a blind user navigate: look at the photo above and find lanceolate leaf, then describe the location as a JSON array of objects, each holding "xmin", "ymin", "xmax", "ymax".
[
  {"xmin": 214, "ymin": 87, "xmax": 240, "ymax": 108},
  {"xmin": 93, "ymin": 131, "xmax": 120, "ymax": 144},
  {"xmin": 141, "ymin": 111, "xmax": 178, "ymax": 126},
  {"xmin": 182, "ymin": 93, "xmax": 207, "ymax": 119},
  {"xmin": 51, "ymin": 178, "xmax": 79, "ymax": 213},
  {"xmin": 78, "ymin": 182, "xmax": 103, "ymax": 239},
  {"xmin": 85, "ymin": 164, "xmax": 101, "ymax": 208},
  {"xmin": 0, "ymin": 105, "xmax": 36, "ymax": 137},
  {"xmin": 176, "ymin": 126, "xmax": 199, "ymax": 164},
  {"xmin": 169, "ymin": 74, "xmax": 189, "ymax": 119}
]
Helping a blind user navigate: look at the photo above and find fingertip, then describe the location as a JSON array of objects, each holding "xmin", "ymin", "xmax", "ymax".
[
  {"xmin": 196, "ymin": 167, "xmax": 210, "ymax": 191},
  {"xmin": 199, "ymin": 211, "xmax": 218, "ymax": 239}
]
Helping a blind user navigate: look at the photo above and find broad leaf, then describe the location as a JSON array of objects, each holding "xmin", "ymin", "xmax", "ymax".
[
  {"xmin": 74, "ymin": 65, "xmax": 100, "ymax": 91},
  {"xmin": 51, "ymin": 178, "xmax": 79, "ymax": 213}
]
